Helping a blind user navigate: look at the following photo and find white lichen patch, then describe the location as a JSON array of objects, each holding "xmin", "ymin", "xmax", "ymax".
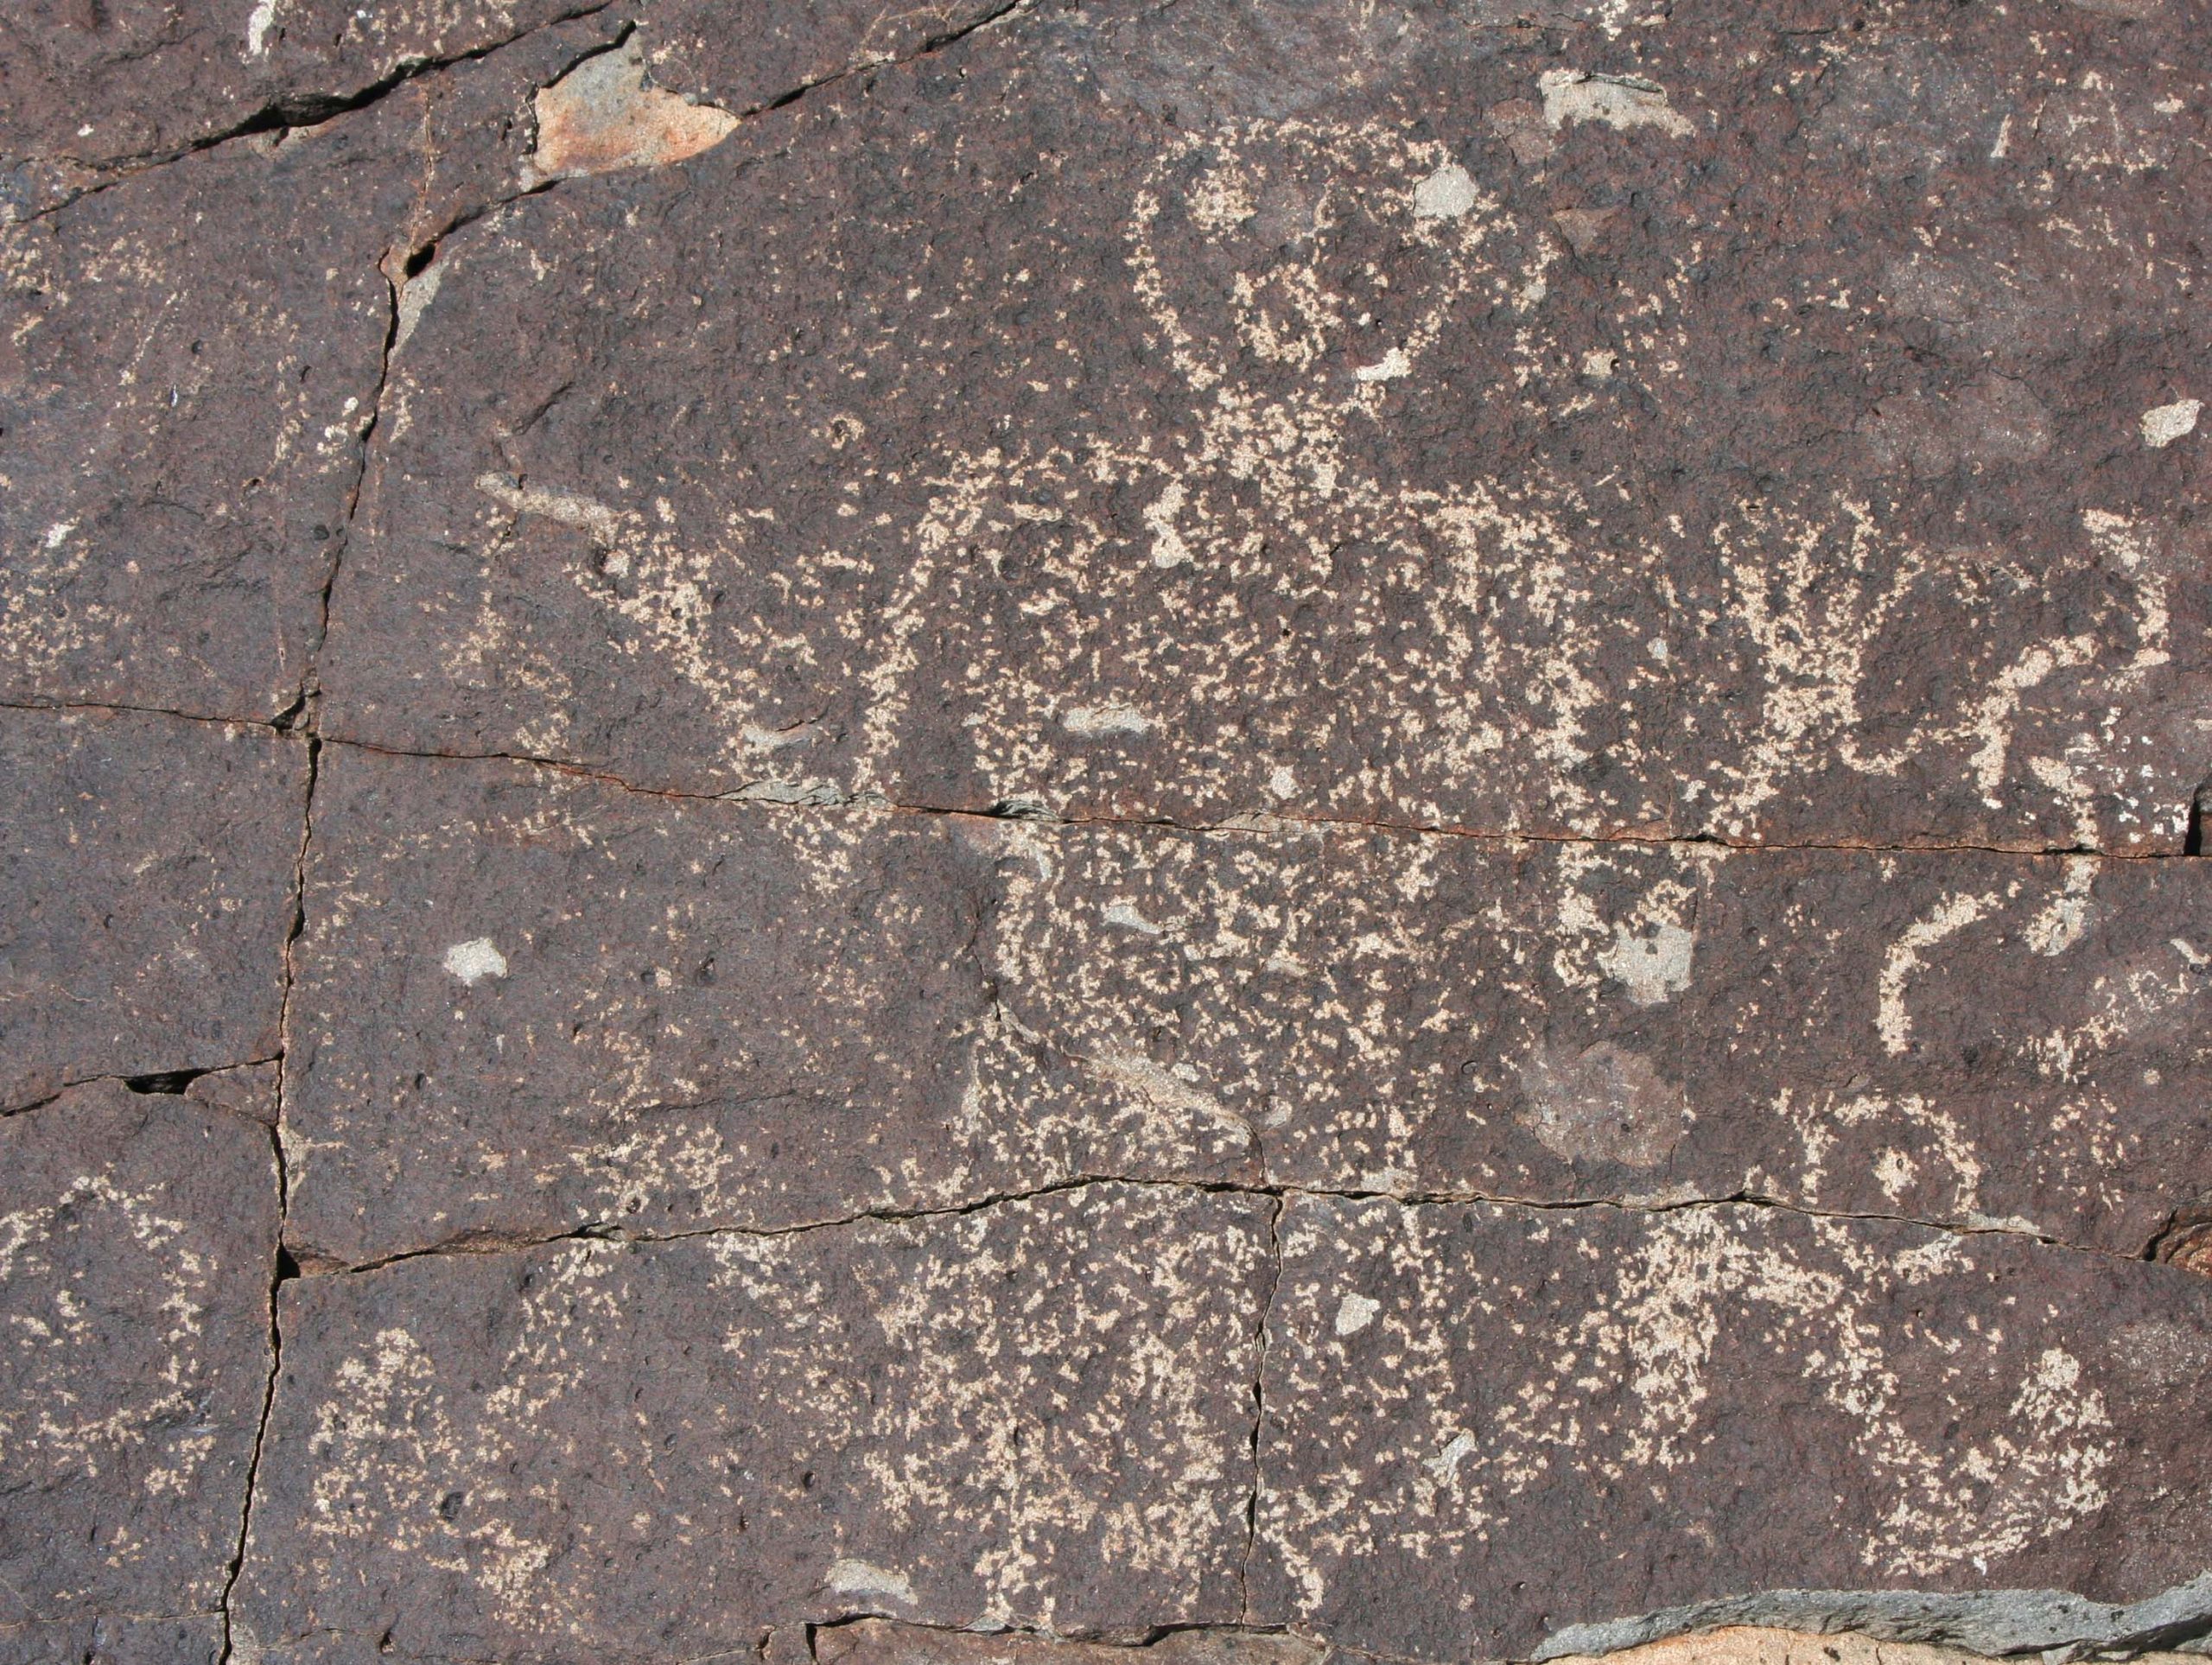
[
  {"xmin": 1062, "ymin": 702, "xmax": 1155, "ymax": 737},
  {"xmin": 1352, "ymin": 346, "xmax": 1413, "ymax": 383},
  {"xmin": 827, "ymin": 1558, "xmax": 918, "ymax": 1608},
  {"xmin": 1334, "ymin": 1293, "xmax": 1382, "ymax": 1337},
  {"xmin": 1595, "ymin": 920, "xmax": 1695, "ymax": 1007},
  {"xmin": 442, "ymin": 937, "xmax": 509, "ymax": 985},
  {"xmin": 2141, "ymin": 397, "xmax": 2202, "ymax": 448},
  {"xmin": 245, "ymin": 0, "xmax": 278, "ymax": 56}
]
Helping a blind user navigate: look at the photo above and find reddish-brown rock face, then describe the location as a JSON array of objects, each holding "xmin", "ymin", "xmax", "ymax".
[
  {"xmin": 2, "ymin": 0, "xmax": 2209, "ymax": 1660},
  {"xmin": 0, "ymin": 1071, "xmax": 280, "ymax": 1662}
]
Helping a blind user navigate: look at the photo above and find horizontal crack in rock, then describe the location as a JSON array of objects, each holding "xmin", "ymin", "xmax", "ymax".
[
  {"xmin": 302, "ymin": 1173, "xmax": 2143, "ymax": 1281},
  {"xmin": 311, "ymin": 733, "xmax": 2197, "ymax": 861}
]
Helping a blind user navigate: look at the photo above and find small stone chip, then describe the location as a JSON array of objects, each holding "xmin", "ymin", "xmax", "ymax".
[
  {"xmin": 2141, "ymin": 397, "xmax": 2202, "ymax": 448},
  {"xmin": 442, "ymin": 937, "xmax": 508, "ymax": 985},
  {"xmin": 1412, "ymin": 161, "xmax": 1478, "ymax": 220},
  {"xmin": 531, "ymin": 40, "xmax": 740, "ymax": 180}
]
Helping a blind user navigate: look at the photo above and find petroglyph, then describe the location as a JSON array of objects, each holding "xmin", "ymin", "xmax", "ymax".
[
  {"xmin": 1255, "ymin": 1197, "xmax": 2207, "ymax": 1660},
  {"xmin": 338, "ymin": 86, "xmax": 2206, "ymax": 852},
  {"xmin": 236, "ymin": 1186, "xmax": 1272, "ymax": 1655},
  {"xmin": 5, "ymin": 1, "xmax": 2211, "ymax": 1658},
  {"xmin": 0, "ymin": 1077, "xmax": 279, "ymax": 1631}
]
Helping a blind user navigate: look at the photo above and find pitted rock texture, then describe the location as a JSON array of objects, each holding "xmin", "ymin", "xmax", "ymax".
[
  {"xmin": 1, "ymin": 121, "xmax": 401, "ymax": 717},
  {"xmin": 0, "ymin": 707, "xmax": 307, "ymax": 1109},
  {"xmin": 2, "ymin": 0, "xmax": 2210, "ymax": 1660},
  {"xmin": 0, "ymin": 1071, "xmax": 279, "ymax": 1643},
  {"xmin": 1252, "ymin": 1197, "xmax": 2212, "ymax": 1659},
  {"xmin": 283, "ymin": 745, "xmax": 1258, "ymax": 1267},
  {"xmin": 318, "ymin": 0, "xmax": 2209, "ymax": 851},
  {"xmin": 233, "ymin": 1185, "xmax": 1273, "ymax": 1661},
  {"xmin": 0, "ymin": 0, "xmax": 594, "ymax": 214},
  {"xmin": 291, "ymin": 747, "xmax": 2212, "ymax": 1265}
]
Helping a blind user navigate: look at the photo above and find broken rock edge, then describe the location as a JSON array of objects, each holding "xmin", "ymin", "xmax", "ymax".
[
  {"xmin": 1529, "ymin": 1571, "xmax": 2212, "ymax": 1662},
  {"xmin": 774, "ymin": 1573, "xmax": 2212, "ymax": 1665}
]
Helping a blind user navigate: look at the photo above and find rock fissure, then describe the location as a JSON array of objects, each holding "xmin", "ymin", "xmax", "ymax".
[
  {"xmin": 7, "ymin": 0, "xmax": 619, "ymax": 225},
  {"xmin": 1238, "ymin": 1197, "xmax": 1285, "ymax": 1625},
  {"xmin": 308, "ymin": 734, "xmax": 2202, "ymax": 862},
  {"xmin": 1, "ymin": 1058, "xmax": 285, "ymax": 1120},
  {"xmin": 296, "ymin": 1172, "xmax": 2163, "ymax": 1281}
]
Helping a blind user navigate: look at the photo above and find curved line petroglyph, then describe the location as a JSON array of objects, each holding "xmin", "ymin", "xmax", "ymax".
[{"xmin": 1270, "ymin": 1205, "xmax": 2116, "ymax": 1611}]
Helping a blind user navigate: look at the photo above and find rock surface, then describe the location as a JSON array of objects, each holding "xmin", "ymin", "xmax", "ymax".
[
  {"xmin": 0, "ymin": 708, "xmax": 308, "ymax": 1109},
  {"xmin": 290, "ymin": 747, "xmax": 2212, "ymax": 1267},
  {"xmin": 816, "ymin": 1620, "xmax": 1321, "ymax": 1665},
  {"xmin": 0, "ymin": 0, "xmax": 2209, "ymax": 1658},
  {"xmin": 0, "ymin": 1071, "xmax": 279, "ymax": 1644},
  {"xmin": 0, "ymin": 0, "xmax": 589, "ymax": 215},
  {"xmin": 1253, "ymin": 1196, "xmax": 2212, "ymax": 1659},
  {"xmin": 808, "ymin": 1619, "xmax": 2212, "ymax": 1665},
  {"xmin": 232, "ymin": 1184, "xmax": 1273, "ymax": 1661},
  {"xmin": 283, "ymin": 744, "xmax": 1254, "ymax": 1267},
  {"xmin": 320, "ymin": 0, "xmax": 2209, "ymax": 852},
  {"xmin": 1, "ymin": 121, "xmax": 402, "ymax": 717}
]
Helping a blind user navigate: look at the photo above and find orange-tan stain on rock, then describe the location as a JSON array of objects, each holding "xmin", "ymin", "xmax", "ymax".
[{"xmin": 531, "ymin": 40, "xmax": 739, "ymax": 181}]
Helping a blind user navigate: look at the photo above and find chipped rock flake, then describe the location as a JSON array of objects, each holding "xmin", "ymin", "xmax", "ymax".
[
  {"xmin": 2142, "ymin": 397, "xmax": 2202, "ymax": 448},
  {"xmin": 1540, "ymin": 70, "xmax": 1696, "ymax": 138},
  {"xmin": 1515, "ymin": 1040, "xmax": 1689, "ymax": 1169},
  {"xmin": 529, "ymin": 39, "xmax": 741, "ymax": 181}
]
